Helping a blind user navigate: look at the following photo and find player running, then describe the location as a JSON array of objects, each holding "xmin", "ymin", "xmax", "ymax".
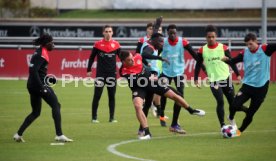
[
  {"xmin": 222, "ymin": 33, "xmax": 276, "ymax": 136},
  {"xmin": 13, "ymin": 33, "xmax": 73, "ymax": 142},
  {"xmin": 194, "ymin": 25, "xmax": 245, "ymax": 129}
]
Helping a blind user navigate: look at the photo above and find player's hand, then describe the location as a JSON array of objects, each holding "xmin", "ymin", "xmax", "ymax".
[
  {"xmin": 155, "ymin": 16, "xmax": 163, "ymax": 26},
  {"xmin": 162, "ymin": 58, "xmax": 170, "ymax": 65},
  {"xmin": 195, "ymin": 80, "xmax": 201, "ymax": 89},
  {"xmin": 147, "ymin": 63, "xmax": 151, "ymax": 67},
  {"xmin": 221, "ymin": 56, "xmax": 230, "ymax": 62},
  {"xmin": 87, "ymin": 72, "xmax": 92, "ymax": 77},
  {"xmin": 236, "ymin": 75, "xmax": 242, "ymax": 85}
]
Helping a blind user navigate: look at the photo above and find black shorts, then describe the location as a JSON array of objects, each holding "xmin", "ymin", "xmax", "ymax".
[
  {"xmin": 131, "ymin": 81, "xmax": 170, "ymax": 99},
  {"xmin": 239, "ymin": 81, "xmax": 269, "ymax": 101}
]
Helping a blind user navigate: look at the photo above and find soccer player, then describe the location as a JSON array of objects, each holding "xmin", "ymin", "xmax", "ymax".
[
  {"xmin": 194, "ymin": 25, "xmax": 242, "ymax": 129},
  {"xmin": 119, "ymin": 50, "xmax": 205, "ymax": 140},
  {"xmin": 13, "ymin": 33, "xmax": 73, "ymax": 142},
  {"xmin": 222, "ymin": 33, "xmax": 276, "ymax": 136},
  {"xmin": 139, "ymin": 32, "xmax": 165, "ymax": 130},
  {"xmin": 136, "ymin": 22, "xmax": 163, "ymax": 118},
  {"xmin": 160, "ymin": 24, "xmax": 200, "ymax": 133},
  {"xmin": 87, "ymin": 25, "xmax": 121, "ymax": 123}
]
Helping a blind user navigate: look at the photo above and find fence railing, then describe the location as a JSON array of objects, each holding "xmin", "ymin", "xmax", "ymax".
[{"xmin": 0, "ymin": 37, "xmax": 275, "ymax": 50}]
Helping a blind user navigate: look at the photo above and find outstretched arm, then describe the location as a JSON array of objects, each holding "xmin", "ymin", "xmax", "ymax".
[
  {"xmin": 136, "ymin": 42, "xmax": 143, "ymax": 54},
  {"xmin": 184, "ymin": 44, "xmax": 198, "ymax": 60},
  {"xmin": 153, "ymin": 16, "xmax": 163, "ymax": 34},
  {"xmin": 141, "ymin": 46, "xmax": 169, "ymax": 64},
  {"xmin": 264, "ymin": 44, "xmax": 276, "ymax": 56},
  {"xmin": 222, "ymin": 51, "xmax": 244, "ymax": 64},
  {"xmin": 224, "ymin": 50, "xmax": 240, "ymax": 77}
]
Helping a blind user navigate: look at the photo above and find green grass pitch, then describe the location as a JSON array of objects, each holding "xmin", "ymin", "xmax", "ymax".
[{"xmin": 0, "ymin": 80, "xmax": 275, "ymax": 161}]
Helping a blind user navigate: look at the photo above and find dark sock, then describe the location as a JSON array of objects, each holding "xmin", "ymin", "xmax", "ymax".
[
  {"xmin": 171, "ymin": 103, "xmax": 181, "ymax": 126},
  {"xmin": 144, "ymin": 127, "xmax": 151, "ymax": 136},
  {"xmin": 155, "ymin": 105, "xmax": 163, "ymax": 117},
  {"xmin": 139, "ymin": 125, "xmax": 143, "ymax": 131},
  {"xmin": 186, "ymin": 106, "xmax": 195, "ymax": 114}
]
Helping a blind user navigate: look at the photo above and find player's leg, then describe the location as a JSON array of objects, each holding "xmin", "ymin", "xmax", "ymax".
[
  {"xmin": 163, "ymin": 87, "xmax": 205, "ymax": 116},
  {"xmin": 160, "ymin": 75, "xmax": 172, "ymax": 120},
  {"xmin": 138, "ymin": 92, "xmax": 154, "ymax": 133},
  {"xmin": 171, "ymin": 76, "xmax": 184, "ymax": 127},
  {"xmin": 221, "ymin": 78, "xmax": 235, "ymax": 109},
  {"xmin": 42, "ymin": 87, "xmax": 72, "ymax": 142},
  {"xmin": 210, "ymin": 83, "xmax": 225, "ymax": 127},
  {"xmin": 91, "ymin": 77, "xmax": 105, "ymax": 122},
  {"xmin": 15, "ymin": 90, "xmax": 42, "ymax": 142},
  {"xmin": 143, "ymin": 92, "xmax": 154, "ymax": 117},
  {"xmin": 107, "ymin": 77, "xmax": 117, "ymax": 122},
  {"xmin": 229, "ymin": 85, "xmax": 251, "ymax": 122},
  {"xmin": 239, "ymin": 82, "xmax": 269, "ymax": 132},
  {"xmin": 153, "ymin": 94, "xmax": 166, "ymax": 126},
  {"xmin": 132, "ymin": 89, "xmax": 151, "ymax": 139},
  {"xmin": 150, "ymin": 72, "xmax": 162, "ymax": 119},
  {"xmin": 222, "ymin": 78, "xmax": 248, "ymax": 114},
  {"xmin": 134, "ymin": 97, "xmax": 148, "ymax": 128}
]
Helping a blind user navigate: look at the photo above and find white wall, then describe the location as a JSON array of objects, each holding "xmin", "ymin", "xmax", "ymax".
[
  {"xmin": 31, "ymin": 0, "xmax": 276, "ymax": 9},
  {"xmin": 113, "ymin": 0, "xmax": 276, "ymax": 9},
  {"xmin": 31, "ymin": 0, "xmax": 56, "ymax": 9},
  {"xmin": 30, "ymin": 0, "xmax": 113, "ymax": 9}
]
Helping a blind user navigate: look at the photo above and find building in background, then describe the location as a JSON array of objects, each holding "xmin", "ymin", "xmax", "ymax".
[{"xmin": 30, "ymin": 0, "xmax": 276, "ymax": 10}]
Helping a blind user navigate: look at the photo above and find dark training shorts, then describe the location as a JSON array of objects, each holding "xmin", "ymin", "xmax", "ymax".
[{"xmin": 131, "ymin": 81, "xmax": 170, "ymax": 99}]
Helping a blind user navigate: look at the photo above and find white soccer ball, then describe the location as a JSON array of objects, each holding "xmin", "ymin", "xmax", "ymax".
[{"xmin": 221, "ymin": 125, "xmax": 236, "ymax": 138}]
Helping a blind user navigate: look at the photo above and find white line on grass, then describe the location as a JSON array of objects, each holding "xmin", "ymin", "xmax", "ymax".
[
  {"xmin": 107, "ymin": 139, "xmax": 155, "ymax": 161},
  {"xmin": 107, "ymin": 129, "xmax": 276, "ymax": 161}
]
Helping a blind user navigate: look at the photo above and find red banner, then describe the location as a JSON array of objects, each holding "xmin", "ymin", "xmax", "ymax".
[{"xmin": 0, "ymin": 48, "xmax": 275, "ymax": 81}]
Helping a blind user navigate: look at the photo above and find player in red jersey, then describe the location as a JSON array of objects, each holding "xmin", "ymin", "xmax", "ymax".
[
  {"xmin": 119, "ymin": 49, "xmax": 205, "ymax": 140},
  {"xmin": 87, "ymin": 25, "xmax": 121, "ymax": 123}
]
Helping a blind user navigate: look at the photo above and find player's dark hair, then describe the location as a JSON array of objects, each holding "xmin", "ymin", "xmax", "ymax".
[
  {"xmin": 146, "ymin": 22, "xmax": 154, "ymax": 28},
  {"xmin": 205, "ymin": 25, "xmax": 217, "ymax": 34},
  {"xmin": 151, "ymin": 33, "xmax": 164, "ymax": 40},
  {"xmin": 103, "ymin": 25, "xmax": 113, "ymax": 31},
  {"xmin": 119, "ymin": 50, "xmax": 131, "ymax": 61},
  {"xmin": 244, "ymin": 33, "xmax": 257, "ymax": 42},
  {"xmin": 33, "ymin": 33, "xmax": 53, "ymax": 46},
  {"xmin": 167, "ymin": 24, "xmax": 177, "ymax": 31}
]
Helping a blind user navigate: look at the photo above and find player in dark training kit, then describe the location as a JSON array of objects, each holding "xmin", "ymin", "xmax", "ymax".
[
  {"xmin": 13, "ymin": 33, "xmax": 73, "ymax": 142},
  {"xmin": 87, "ymin": 25, "xmax": 121, "ymax": 123},
  {"xmin": 222, "ymin": 33, "xmax": 276, "ymax": 136},
  {"xmin": 119, "ymin": 49, "xmax": 205, "ymax": 140}
]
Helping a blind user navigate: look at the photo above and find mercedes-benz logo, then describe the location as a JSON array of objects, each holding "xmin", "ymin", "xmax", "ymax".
[
  {"xmin": 29, "ymin": 26, "xmax": 41, "ymax": 37},
  {"xmin": 116, "ymin": 26, "xmax": 127, "ymax": 37}
]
